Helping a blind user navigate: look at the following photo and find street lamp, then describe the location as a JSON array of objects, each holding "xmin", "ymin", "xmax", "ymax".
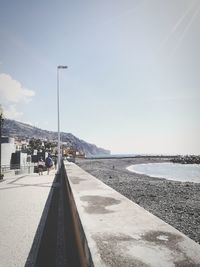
[
  {"xmin": 57, "ymin": 65, "xmax": 67, "ymax": 171},
  {"xmin": 0, "ymin": 105, "xmax": 4, "ymax": 180}
]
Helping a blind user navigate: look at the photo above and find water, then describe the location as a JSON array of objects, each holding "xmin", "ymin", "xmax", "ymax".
[{"xmin": 127, "ymin": 162, "xmax": 200, "ymax": 183}]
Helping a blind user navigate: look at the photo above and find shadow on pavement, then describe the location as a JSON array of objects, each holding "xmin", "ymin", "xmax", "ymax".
[{"xmin": 25, "ymin": 164, "xmax": 84, "ymax": 267}]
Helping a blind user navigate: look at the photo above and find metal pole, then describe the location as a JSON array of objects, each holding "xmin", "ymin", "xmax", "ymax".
[
  {"xmin": 0, "ymin": 115, "xmax": 2, "ymax": 180},
  {"xmin": 57, "ymin": 66, "xmax": 67, "ymax": 172},
  {"xmin": 57, "ymin": 67, "xmax": 61, "ymax": 171}
]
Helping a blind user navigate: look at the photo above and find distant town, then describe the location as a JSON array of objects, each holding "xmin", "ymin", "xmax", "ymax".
[
  {"xmin": 0, "ymin": 117, "xmax": 111, "ymax": 179},
  {"xmin": 1, "ymin": 135, "xmax": 86, "ymax": 178}
]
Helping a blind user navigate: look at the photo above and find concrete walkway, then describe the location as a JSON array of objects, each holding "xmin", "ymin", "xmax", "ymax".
[{"xmin": 0, "ymin": 170, "xmax": 56, "ymax": 267}]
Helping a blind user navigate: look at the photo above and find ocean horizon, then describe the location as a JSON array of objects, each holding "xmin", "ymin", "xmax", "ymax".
[{"xmin": 87, "ymin": 153, "xmax": 199, "ymax": 159}]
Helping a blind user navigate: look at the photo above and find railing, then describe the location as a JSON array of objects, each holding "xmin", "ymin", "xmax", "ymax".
[{"xmin": 1, "ymin": 164, "xmax": 35, "ymax": 175}]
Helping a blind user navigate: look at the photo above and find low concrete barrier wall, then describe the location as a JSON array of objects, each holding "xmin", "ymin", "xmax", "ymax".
[
  {"xmin": 64, "ymin": 161, "xmax": 200, "ymax": 267},
  {"xmin": 62, "ymin": 163, "xmax": 94, "ymax": 267}
]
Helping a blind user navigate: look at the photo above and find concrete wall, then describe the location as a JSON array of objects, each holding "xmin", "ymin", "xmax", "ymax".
[
  {"xmin": 1, "ymin": 142, "xmax": 16, "ymax": 166},
  {"xmin": 62, "ymin": 162, "xmax": 94, "ymax": 267},
  {"xmin": 20, "ymin": 152, "xmax": 28, "ymax": 167},
  {"xmin": 64, "ymin": 161, "xmax": 200, "ymax": 267}
]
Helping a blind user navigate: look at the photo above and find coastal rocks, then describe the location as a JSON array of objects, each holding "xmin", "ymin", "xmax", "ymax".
[{"xmin": 171, "ymin": 155, "xmax": 200, "ymax": 164}]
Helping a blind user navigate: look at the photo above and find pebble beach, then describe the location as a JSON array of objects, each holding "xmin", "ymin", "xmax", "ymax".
[{"xmin": 76, "ymin": 157, "xmax": 200, "ymax": 244}]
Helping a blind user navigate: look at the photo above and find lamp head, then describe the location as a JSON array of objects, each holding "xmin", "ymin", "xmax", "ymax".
[{"xmin": 57, "ymin": 65, "xmax": 68, "ymax": 69}]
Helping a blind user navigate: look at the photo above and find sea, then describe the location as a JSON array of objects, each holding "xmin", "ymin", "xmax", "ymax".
[{"xmin": 127, "ymin": 162, "xmax": 200, "ymax": 183}]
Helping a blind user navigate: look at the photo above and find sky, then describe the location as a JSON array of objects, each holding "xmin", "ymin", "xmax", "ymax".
[{"xmin": 0, "ymin": 0, "xmax": 200, "ymax": 155}]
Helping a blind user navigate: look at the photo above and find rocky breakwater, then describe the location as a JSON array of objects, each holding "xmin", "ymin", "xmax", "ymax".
[{"xmin": 171, "ymin": 155, "xmax": 200, "ymax": 164}]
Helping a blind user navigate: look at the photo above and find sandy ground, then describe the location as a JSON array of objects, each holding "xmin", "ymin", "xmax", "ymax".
[{"xmin": 76, "ymin": 157, "xmax": 200, "ymax": 244}]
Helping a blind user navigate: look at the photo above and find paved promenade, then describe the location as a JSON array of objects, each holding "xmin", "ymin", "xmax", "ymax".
[{"xmin": 0, "ymin": 170, "xmax": 56, "ymax": 267}]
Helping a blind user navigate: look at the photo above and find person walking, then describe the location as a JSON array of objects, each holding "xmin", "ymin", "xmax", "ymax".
[
  {"xmin": 54, "ymin": 157, "xmax": 57, "ymax": 170},
  {"xmin": 45, "ymin": 154, "xmax": 53, "ymax": 175},
  {"xmin": 38, "ymin": 157, "xmax": 45, "ymax": 175}
]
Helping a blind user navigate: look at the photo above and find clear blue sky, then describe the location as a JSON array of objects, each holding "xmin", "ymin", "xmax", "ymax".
[{"xmin": 0, "ymin": 0, "xmax": 200, "ymax": 155}]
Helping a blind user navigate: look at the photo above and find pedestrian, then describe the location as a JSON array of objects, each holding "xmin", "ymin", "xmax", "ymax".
[
  {"xmin": 45, "ymin": 154, "xmax": 53, "ymax": 175},
  {"xmin": 38, "ymin": 157, "xmax": 44, "ymax": 175},
  {"xmin": 54, "ymin": 157, "xmax": 57, "ymax": 170}
]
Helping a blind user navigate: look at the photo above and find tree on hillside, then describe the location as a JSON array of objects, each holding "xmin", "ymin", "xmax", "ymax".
[
  {"xmin": 29, "ymin": 138, "xmax": 43, "ymax": 151},
  {"xmin": 28, "ymin": 138, "xmax": 57, "ymax": 153}
]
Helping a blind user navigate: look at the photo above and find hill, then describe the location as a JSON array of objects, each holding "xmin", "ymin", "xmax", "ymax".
[{"xmin": 2, "ymin": 119, "xmax": 110, "ymax": 157}]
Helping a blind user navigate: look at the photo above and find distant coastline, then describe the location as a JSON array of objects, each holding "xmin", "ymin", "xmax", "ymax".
[
  {"xmin": 86, "ymin": 154, "xmax": 176, "ymax": 160},
  {"xmin": 87, "ymin": 154, "xmax": 200, "ymax": 164}
]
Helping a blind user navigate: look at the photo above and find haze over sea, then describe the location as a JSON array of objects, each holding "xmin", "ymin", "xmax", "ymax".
[{"xmin": 127, "ymin": 162, "xmax": 200, "ymax": 183}]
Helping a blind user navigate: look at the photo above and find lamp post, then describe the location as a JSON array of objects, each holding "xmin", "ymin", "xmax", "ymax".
[
  {"xmin": 57, "ymin": 65, "xmax": 67, "ymax": 171},
  {"xmin": 0, "ymin": 105, "xmax": 4, "ymax": 180}
]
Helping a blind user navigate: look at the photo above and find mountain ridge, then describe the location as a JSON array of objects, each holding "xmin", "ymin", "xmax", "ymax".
[{"xmin": 2, "ymin": 119, "xmax": 111, "ymax": 156}]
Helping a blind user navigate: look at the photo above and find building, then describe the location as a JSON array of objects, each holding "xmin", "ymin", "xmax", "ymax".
[{"xmin": 1, "ymin": 137, "xmax": 16, "ymax": 168}]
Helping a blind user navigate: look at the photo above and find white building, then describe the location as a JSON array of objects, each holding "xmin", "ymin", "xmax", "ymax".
[{"xmin": 1, "ymin": 137, "xmax": 16, "ymax": 167}]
